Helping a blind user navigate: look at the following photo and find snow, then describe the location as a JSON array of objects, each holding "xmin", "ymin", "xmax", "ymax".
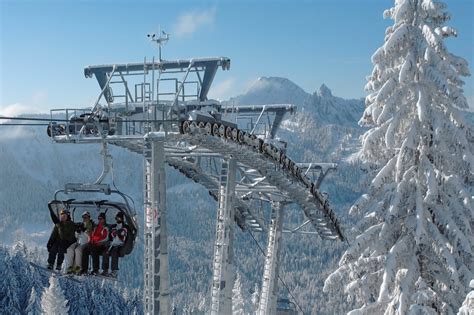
[
  {"xmin": 41, "ymin": 276, "xmax": 69, "ymax": 314},
  {"xmin": 279, "ymin": 119, "xmax": 299, "ymax": 132},
  {"xmin": 457, "ymin": 281, "xmax": 474, "ymax": 315},
  {"xmin": 325, "ymin": 0, "xmax": 474, "ymax": 313}
]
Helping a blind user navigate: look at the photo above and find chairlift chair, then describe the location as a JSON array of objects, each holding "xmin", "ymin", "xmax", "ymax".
[{"xmin": 48, "ymin": 184, "xmax": 138, "ymax": 257}]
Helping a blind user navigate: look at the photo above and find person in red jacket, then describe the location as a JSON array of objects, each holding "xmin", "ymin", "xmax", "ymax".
[{"xmin": 80, "ymin": 212, "xmax": 109, "ymax": 275}]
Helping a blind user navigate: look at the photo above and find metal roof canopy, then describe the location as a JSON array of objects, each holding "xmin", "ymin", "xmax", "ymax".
[{"xmin": 84, "ymin": 57, "xmax": 231, "ymax": 103}]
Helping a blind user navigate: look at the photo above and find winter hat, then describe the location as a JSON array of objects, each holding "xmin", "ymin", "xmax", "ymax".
[
  {"xmin": 115, "ymin": 212, "xmax": 124, "ymax": 220},
  {"xmin": 98, "ymin": 212, "xmax": 106, "ymax": 220},
  {"xmin": 82, "ymin": 211, "xmax": 91, "ymax": 218}
]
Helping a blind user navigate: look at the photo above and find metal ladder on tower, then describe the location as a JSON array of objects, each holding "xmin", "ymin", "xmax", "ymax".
[
  {"xmin": 143, "ymin": 141, "xmax": 154, "ymax": 314},
  {"xmin": 211, "ymin": 158, "xmax": 236, "ymax": 315}
]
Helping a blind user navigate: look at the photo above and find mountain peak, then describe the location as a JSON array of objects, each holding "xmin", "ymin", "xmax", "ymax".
[
  {"xmin": 319, "ymin": 84, "xmax": 332, "ymax": 97},
  {"xmin": 252, "ymin": 76, "xmax": 302, "ymax": 91},
  {"xmin": 229, "ymin": 76, "xmax": 310, "ymax": 106}
]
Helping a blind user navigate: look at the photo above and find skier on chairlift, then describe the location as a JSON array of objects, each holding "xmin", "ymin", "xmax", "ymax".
[
  {"xmin": 46, "ymin": 208, "xmax": 76, "ymax": 271},
  {"xmin": 81, "ymin": 212, "xmax": 109, "ymax": 275},
  {"xmin": 65, "ymin": 211, "xmax": 95, "ymax": 274},
  {"xmin": 102, "ymin": 212, "xmax": 129, "ymax": 277}
]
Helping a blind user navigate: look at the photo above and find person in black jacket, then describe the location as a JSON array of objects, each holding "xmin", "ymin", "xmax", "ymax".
[{"xmin": 47, "ymin": 208, "xmax": 77, "ymax": 271}]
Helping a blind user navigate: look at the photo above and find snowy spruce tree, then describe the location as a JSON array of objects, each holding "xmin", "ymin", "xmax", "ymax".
[
  {"xmin": 324, "ymin": 0, "xmax": 473, "ymax": 314},
  {"xmin": 457, "ymin": 279, "xmax": 474, "ymax": 315},
  {"xmin": 41, "ymin": 276, "xmax": 69, "ymax": 315},
  {"xmin": 26, "ymin": 287, "xmax": 42, "ymax": 315},
  {"xmin": 232, "ymin": 273, "xmax": 246, "ymax": 315},
  {"xmin": 251, "ymin": 283, "xmax": 260, "ymax": 314}
]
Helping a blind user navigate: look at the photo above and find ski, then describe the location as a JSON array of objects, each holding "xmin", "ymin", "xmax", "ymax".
[{"xmin": 29, "ymin": 262, "xmax": 81, "ymax": 283}]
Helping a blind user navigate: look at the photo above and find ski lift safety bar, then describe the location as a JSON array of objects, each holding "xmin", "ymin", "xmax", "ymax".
[
  {"xmin": 55, "ymin": 184, "xmax": 137, "ymax": 217},
  {"xmin": 64, "ymin": 183, "xmax": 112, "ymax": 194}
]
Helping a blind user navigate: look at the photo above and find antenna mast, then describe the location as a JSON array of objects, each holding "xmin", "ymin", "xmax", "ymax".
[{"xmin": 147, "ymin": 27, "xmax": 170, "ymax": 61}]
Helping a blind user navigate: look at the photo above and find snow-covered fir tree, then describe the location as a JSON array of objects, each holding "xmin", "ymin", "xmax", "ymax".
[
  {"xmin": 41, "ymin": 276, "xmax": 70, "ymax": 315},
  {"xmin": 0, "ymin": 246, "xmax": 21, "ymax": 314},
  {"xmin": 251, "ymin": 283, "xmax": 260, "ymax": 314},
  {"xmin": 26, "ymin": 287, "xmax": 42, "ymax": 315},
  {"xmin": 197, "ymin": 293, "xmax": 207, "ymax": 313},
  {"xmin": 232, "ymin": 273, "xmax": 245, "ymax": 315},
  {"xmin": 457, "ymin": 279, "xmax": 474, "ymax": 315},
  {"xmin": 324, "ymin": 0, "xmax": 473, "ymax": 314}
]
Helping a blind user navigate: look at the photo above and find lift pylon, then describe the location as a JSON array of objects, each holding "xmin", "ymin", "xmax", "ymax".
[
  {"xmin": 211, "ymin": 158, "xmax": 237, "ymax": 314},
  {"xmin": 144, "ymin": 132, "xmax": 170, "ymax": 314},
  {"xmin": 259, "ymin": 201, "xmax": 285, "ymax": 315}
]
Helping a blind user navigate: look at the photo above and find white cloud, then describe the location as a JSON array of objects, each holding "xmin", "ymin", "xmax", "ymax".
[
  {"xmin": 209, "ymin": 78, "xmax": 235, "ymax": 101},
  {"xmin": 173, "ymin": 7, "xmax": 216, "ymax": 37},
  {"xmin": 0, "ymin": 103, "xmax": 43, "ymax": 117},
  {"xmin": 1, "ymin": 91, "xmax": 49, "ymax": 118}
]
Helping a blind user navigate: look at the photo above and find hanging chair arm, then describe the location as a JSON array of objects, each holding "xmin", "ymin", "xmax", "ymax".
[{"xmin": 94, "ymin": 141, "xmax": 112, "ymax": 185}]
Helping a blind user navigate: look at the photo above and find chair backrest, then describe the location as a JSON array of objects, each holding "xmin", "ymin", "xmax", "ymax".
[{"xmin": 119, "ymin": 220, "xmax": 137, "ymax": 257}]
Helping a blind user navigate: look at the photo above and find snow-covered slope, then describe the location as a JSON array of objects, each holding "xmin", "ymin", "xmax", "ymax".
[
  {"xmin": 228, "ymin": 77, "xmax": 364, "ymax": 128},
  {"xmin": 308, "ymin": 84, "xmax": 364, "ymax": 127}
]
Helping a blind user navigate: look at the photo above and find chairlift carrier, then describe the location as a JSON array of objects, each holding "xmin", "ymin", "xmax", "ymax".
[{"xmin": 48, "ymin": 183, "xmax": 138, "ymax": 257}]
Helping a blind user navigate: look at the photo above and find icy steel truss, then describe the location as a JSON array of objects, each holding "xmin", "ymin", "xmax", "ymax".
[
  {"xmin": 259, "ymin": 201, "xmax": 285, "ymax": 315},
  {"xmin": 210, "ymin": 159, "xmax": 236, "ymax": 314}
]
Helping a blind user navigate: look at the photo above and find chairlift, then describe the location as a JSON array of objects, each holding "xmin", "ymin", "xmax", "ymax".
[
  {"xmin": 45, "ymin": 133, "xmax": 137, "ymax": 280},
  {"xmin": 48, "ymin": 183, "xmax": 138, "ymax": 258}
]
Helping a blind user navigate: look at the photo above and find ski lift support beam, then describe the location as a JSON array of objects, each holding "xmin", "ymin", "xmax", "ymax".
[
  {"xmin": 143, "ymin": 131, "xmax": 171, "ymax": 315},
  {"xmin": 259, "ymin": 201, "xmax": 285, "ymax": 315},
  {"xmin": 210, "ymin": 158, "xmax": 237, "ymax": 314},
  {"xmin": 84, "ymin": 57, "xmax": 231, "ymax": 102}
]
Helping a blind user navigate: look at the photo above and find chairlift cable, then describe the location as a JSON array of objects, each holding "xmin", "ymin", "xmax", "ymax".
[
  {"xmin": 247, "ymin": 229, "xmax": 305, "ymax": 314},
  {"xmin": 0, "ymin": 116, "xmax": 181, "ymax": 123},
  {"xmin": 0, "ymin": 116, "xmax": 69, "ymax": 122},
  {"xmin": 0, "ymin": 116, "xmax": 180, "ymax": 124},
  {"xmin": 0, "ymin": 123, "xmax": 49, "ymax": 126}
]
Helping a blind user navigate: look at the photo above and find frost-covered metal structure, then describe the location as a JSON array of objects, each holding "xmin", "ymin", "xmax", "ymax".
[{"xmin": 47, "ymin": 49, "xmax": 345, "ymax": 314}]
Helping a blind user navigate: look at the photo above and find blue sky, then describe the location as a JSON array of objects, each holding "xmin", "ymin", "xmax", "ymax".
[{"xmin": 1, "ymin": 0, "xmax": 473, "ymax": 115}]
